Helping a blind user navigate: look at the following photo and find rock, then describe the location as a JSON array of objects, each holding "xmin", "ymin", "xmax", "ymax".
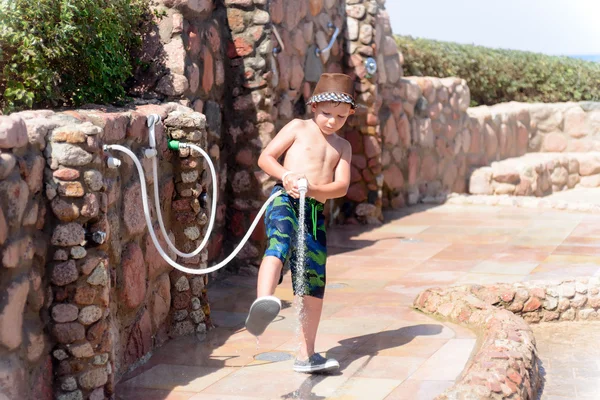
[
  {"xmin": 84, "ymin": 170, "xmax": 103, "ymax": 191},
  {"xmin": 51, "ymin": 260, "xmax": 79, "ymax": 286},
  {"xmin": 579, "ymin": 174, "xmax": 600, "ymax": 188},
  {"xmin": 577, "ymin": 154, "xmax": 600, "ymax": 176},
  {"xmin": 542, "ymin": 133, "xmax": 567, "ymax": 152},
  {"xmin": 470, "ymin": 167, "xmax": 493, "ymax": 195},
  {"xmin": 550, "ymin": 166, "xmax": 568, "ymax": 186},
  {"xmin": 156, "ymin": 73, "xmax": 189, "ymax": 97},
  {"xmin": 190, "ymin": 276, "xmax": 205, "ymax": 296},
  {"xmin": 26, "ymin": 331, "xmax": 45, "ymax": 362},
  {"xmin": 123, "ymin": 183, "xmax": 146, "ymax": 236},
  {"xmin": 2, "ymin": 236, "xmax": 33, "ymax": 268},
  {"xmin": 0, "ymin": 279, "xmax": 29, "ymax": 350},
  {"xmin": 564, "ymin": 107, "xmax": 589, "ymax": 138},
  {"xmin": 0, "ymin": 115, "xmax": 28, "ymax": 148},
  {"xmin": 57, "ymin": 390, "xmax": 83, "ymax": 400},
  {"xmin": 52, "ymin": 304, "xmax": 79, "ymax": 323},
  {"xmin": 53, "ymin": 322, "xmax": 85, "ymax": 344},
  {"xmin": 491, "ymin": 163, "xmax": 520, "ymax": 184},
  {"xmin": 69, "ymin": 342, "xmax": 94, "ymax": 358},
  {"xmin": 51, "ymin": 198, "xmax": 80, "ymax": 222},
  {"xmin": 74, "ymin": 285, "xmax": 97, "ymax": 305},
  {"xmin": 78, "ymin": 306, "xmax": 102, "ymax": 325},
  {"xmin": 151, "ymin": 274, "xmax": 171, "ymax": 330},
  {"xmin": 81, "ymin": 193, "xmax": 99, "ymax": 218},
  {"xmin": 52, "ymin": 223, "xmax": 85, "ymax": 247},
  {"xmin": 121, "ymin": 243, "xmax": 147, "ymax": 309},
  {"xmin": 0, "ymin": 354, "xmax": 26, "ymax": 399},
  {"xmin": 87, "ymin": 263, "xmax": 108, "ymax": 286},
  {"xmin": 0, "ymin": 178, "xmax": 29, "ymax": 228},
  {"xmin": 57, "ymin": 181, "xmax": 84, "ymax": 197},
  {"xmin": 383, "ymin": 164, "xmax": 404, "ymax": 190},
  {"xmin": 0, "ymin": 152, "xmax": 17, "ymax": 180},
  {"xmin": 78, "ymin": 368, "xmax": 108, "ymax": 390},
  {"xmin": 60, "ymin": 376, "xmax": 77, "ymax": 392},
  {"xmin": 49, "ymin": 143, "xmax": 93, "ymax": 167},
  {"xmin": 171, "ymin": 320, "xmax": 195, "ymax": 337}
]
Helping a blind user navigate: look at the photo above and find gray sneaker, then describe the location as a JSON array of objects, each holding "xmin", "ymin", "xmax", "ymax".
[
  {"xmin": 293, "ymin": 353, "xmax": 339, "ymax": 374},
  {"xmin": 245, "ymin": 296, "xmax": 281, "ymax": 337}
]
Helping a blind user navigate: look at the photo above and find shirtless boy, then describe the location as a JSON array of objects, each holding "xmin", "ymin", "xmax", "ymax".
[{"xmin": 245, "ymin": 73, "xmax": 355, "ymax": 373}]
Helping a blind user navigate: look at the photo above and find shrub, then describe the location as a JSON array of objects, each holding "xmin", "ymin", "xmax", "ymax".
[
  {"xmin": 396, "ymin": 35, "xmax": 600, "ymax": 106},
  {"xmin": 0, "ymin": 0, "xmax": 152, "ymax": 112}
]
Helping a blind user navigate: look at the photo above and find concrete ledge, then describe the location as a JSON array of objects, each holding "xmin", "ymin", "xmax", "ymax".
[
  {"xmin": 446, "ymin": 192, "xmax": 600, "ymax": 213},
  {"xmin": 414, "ymin": 278, "xmax": 600, "ymax": 399}
]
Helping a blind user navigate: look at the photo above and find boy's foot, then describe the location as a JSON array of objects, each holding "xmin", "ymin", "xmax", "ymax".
[
  {"xmin": 293, "ymin": 353, "xmax": 339, "ymax": 374},
  {"xmin": 245, "ymin": 296, "xmax": 281, "ymax": 336}
]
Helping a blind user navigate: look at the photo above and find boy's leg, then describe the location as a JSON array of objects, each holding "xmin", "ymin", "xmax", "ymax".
[
  {"xmin": 246, "ymin": 188, "xmax": 294, "ymax": 336},
  {"xmin": 296, "ymin": 295, "xmax": 323, "ymax": 360},
  {"xmin": 257, "ymin": 255, "xmax": 284, "ymax": 297}
]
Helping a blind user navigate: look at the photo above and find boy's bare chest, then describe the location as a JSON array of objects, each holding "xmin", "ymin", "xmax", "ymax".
[{"xmin": 289, "ymin": 136, "xmax": 340, "ymax": 165}]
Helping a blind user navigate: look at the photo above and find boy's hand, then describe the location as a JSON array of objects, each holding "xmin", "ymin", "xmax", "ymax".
[{"xmin": 283, "ymin": 172, "xmax": 307, "ymax": 199}]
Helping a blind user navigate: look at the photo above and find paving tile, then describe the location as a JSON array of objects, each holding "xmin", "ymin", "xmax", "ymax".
[
  {"xmin": 409, "ymin": 339, "xmax": 477, "ymax": 381},
  {"xmin": 470, "ymin": 260, "xmax": 539, "ymax": 275},
  {"xmin": 120, "ymin": 364, "xmax": 236, "ymax": 392},
  {"xmin": 115, "ymin": 387, "xmax": 197, "ymax": 400},
  {"xmin": 327, "ymin": 377, "xmax": 402, "ymax": 400},
  {"xmin": 384, "ymin": 380, "xmax": 454, "ymax": 400}
]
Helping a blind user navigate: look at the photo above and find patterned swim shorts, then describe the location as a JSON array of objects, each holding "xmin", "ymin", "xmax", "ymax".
[{"xmin": 263, "ymin": 184, "xmax": 327, "ymax": 299}]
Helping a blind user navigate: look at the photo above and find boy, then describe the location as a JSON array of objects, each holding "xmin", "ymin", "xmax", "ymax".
[{"xmin": 245, "ymin": 73, "xmax": 355, "ymax": 373}]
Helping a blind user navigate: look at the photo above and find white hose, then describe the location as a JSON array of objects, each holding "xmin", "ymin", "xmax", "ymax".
[
  {"xmin": 105, "ymin": 144, "xmax": 284, "ymax": 275},
  {"xmin": 152, "ymin": 144, "xmax": 217, "ymax": 258}
]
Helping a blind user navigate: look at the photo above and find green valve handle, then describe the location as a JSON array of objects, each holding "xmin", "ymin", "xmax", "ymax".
[{"xmin": 168, "ymin": 140, "xmax": 180, "ymax": 151}]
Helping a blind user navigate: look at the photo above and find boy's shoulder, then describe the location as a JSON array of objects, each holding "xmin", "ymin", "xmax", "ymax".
[{"xmin": 283, "ymin": 118, "xmax": 311, "ymax": 130}]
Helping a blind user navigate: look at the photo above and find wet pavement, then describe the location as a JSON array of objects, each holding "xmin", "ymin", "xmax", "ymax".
[{"xmin": 116, "ymin": 203, "xmax": 600, "ymax": 399}]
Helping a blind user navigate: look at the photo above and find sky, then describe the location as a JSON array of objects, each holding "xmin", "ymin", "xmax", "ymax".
[{"xmin": 386, "ymin": 0, "xmax": 600, "ymax": 56}]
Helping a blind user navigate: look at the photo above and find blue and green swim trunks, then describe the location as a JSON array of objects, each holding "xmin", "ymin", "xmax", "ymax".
[{"xmin": 264, "ymin": 183, "xmax": 327, "ymax": 299}]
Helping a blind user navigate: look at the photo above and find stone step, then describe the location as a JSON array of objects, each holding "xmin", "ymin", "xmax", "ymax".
[{"xmin": 469, "ymin": 152, "xmax": 600, "ymax": 196}]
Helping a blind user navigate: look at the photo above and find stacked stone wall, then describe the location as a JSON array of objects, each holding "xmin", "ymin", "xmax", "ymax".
[{"xmin": 0, "ymin": 102, "xmax": 213, "ymax": 399}]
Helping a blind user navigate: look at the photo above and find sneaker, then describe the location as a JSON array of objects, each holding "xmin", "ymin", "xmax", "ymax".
[
  {"xmin": 245, "ymin": 296, "xmax": 281, "ymax": 337},
  {"xmin": 293, "ymin": 353, "xmax": 339, "ymax": 374}
]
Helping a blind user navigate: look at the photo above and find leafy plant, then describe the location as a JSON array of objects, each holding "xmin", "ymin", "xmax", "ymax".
[
  {"xmin": 0, "ymin": 0, "xmax": 153, "ymax": 112},
  {"xmin": 396, "ymin": 35, "xmax": 600, "ymax": 107}
]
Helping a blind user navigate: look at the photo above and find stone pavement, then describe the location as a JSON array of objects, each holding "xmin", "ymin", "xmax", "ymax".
[
  {"xmin": 532, "ymin": 322, "xmax": 600, "ymax": 400},
  {"xmin": 116, "ymin": 203, "xmax": 600, "ymax": 399}
]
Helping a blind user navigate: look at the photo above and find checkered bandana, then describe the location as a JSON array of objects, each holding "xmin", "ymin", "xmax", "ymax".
[{"xmin": 306, "ymin": 92, "xmax": 355, "ymax": 108}]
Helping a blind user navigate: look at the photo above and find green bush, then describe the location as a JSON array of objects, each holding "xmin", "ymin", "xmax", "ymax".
[
  {"xmin": 396, "ymin": 35, "xmax": 600, "ymax": 107},
  {"xmin": 0, "ymin": 0, "xmax": 152, "ymax": 112}
]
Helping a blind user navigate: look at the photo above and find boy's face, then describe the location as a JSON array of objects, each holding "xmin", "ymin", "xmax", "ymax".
[{"xmin": 311, "ymin": 101, "xmax": 355, "ymax": 135}]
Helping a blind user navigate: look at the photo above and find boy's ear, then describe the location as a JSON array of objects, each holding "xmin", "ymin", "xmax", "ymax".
[
  {"xmin": 311, "ymin": 103, "xmax": 317, "ymax": 113},
  {"xmin": 349, "ymin": 108, "xmax": 355, "ymax": 115}
]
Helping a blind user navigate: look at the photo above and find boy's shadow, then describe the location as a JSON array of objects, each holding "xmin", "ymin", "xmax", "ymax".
[{"xmin": 281, "ymin": 324, "xmax": 444, "ymax": 399}]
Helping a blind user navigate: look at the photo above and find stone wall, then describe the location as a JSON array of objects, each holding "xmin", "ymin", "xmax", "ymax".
[
  {"xmin": 0, "ymin": 103, "xmax": 213, "ymax": 399},
  {"xmin": 379, "ymin": 75, "xmax": 600, "ymax": 205},
  {"xmin": 380, "ymin": 77, "xmax": 474, "ymax": 206},
  {"xmin": 0, "ymin": 112, "xmax": 52, "ymax": 399}
]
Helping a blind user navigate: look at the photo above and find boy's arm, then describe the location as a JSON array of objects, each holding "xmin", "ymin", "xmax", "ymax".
[
  {"xmin": 257, "ymin": 119, "xmax": 301, "ymax": 180},
  {"xmin": 308, "ymin": 140, "xmax": 352, "ymax": 200}
]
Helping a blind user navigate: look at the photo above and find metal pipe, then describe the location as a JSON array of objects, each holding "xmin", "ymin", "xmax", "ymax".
[{"xmin": 316, "ymin": 23, "xmax": 340, "ymax": 55}]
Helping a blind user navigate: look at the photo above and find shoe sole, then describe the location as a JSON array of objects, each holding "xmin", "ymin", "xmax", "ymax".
[
  {"xmin": 245, "ymin": 296, "xmax": 281, "ymax": 337},
  {"xmin": 293, "ymin": 360, "xmax": 340, "ymax": 374}
]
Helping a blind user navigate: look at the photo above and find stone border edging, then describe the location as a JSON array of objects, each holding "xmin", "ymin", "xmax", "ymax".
[
  {"xmin": 414, "ymin": 278, "xmax": 600, "ymax": 399},
  {"xmin": 414, "ymin": 286, "xmax": 541, "ymax": 399}
]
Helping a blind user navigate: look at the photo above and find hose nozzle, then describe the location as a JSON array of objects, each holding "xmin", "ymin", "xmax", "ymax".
[{"xmin": 297, "ymin": 178, "xmax": 308, "ymax": 195}]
